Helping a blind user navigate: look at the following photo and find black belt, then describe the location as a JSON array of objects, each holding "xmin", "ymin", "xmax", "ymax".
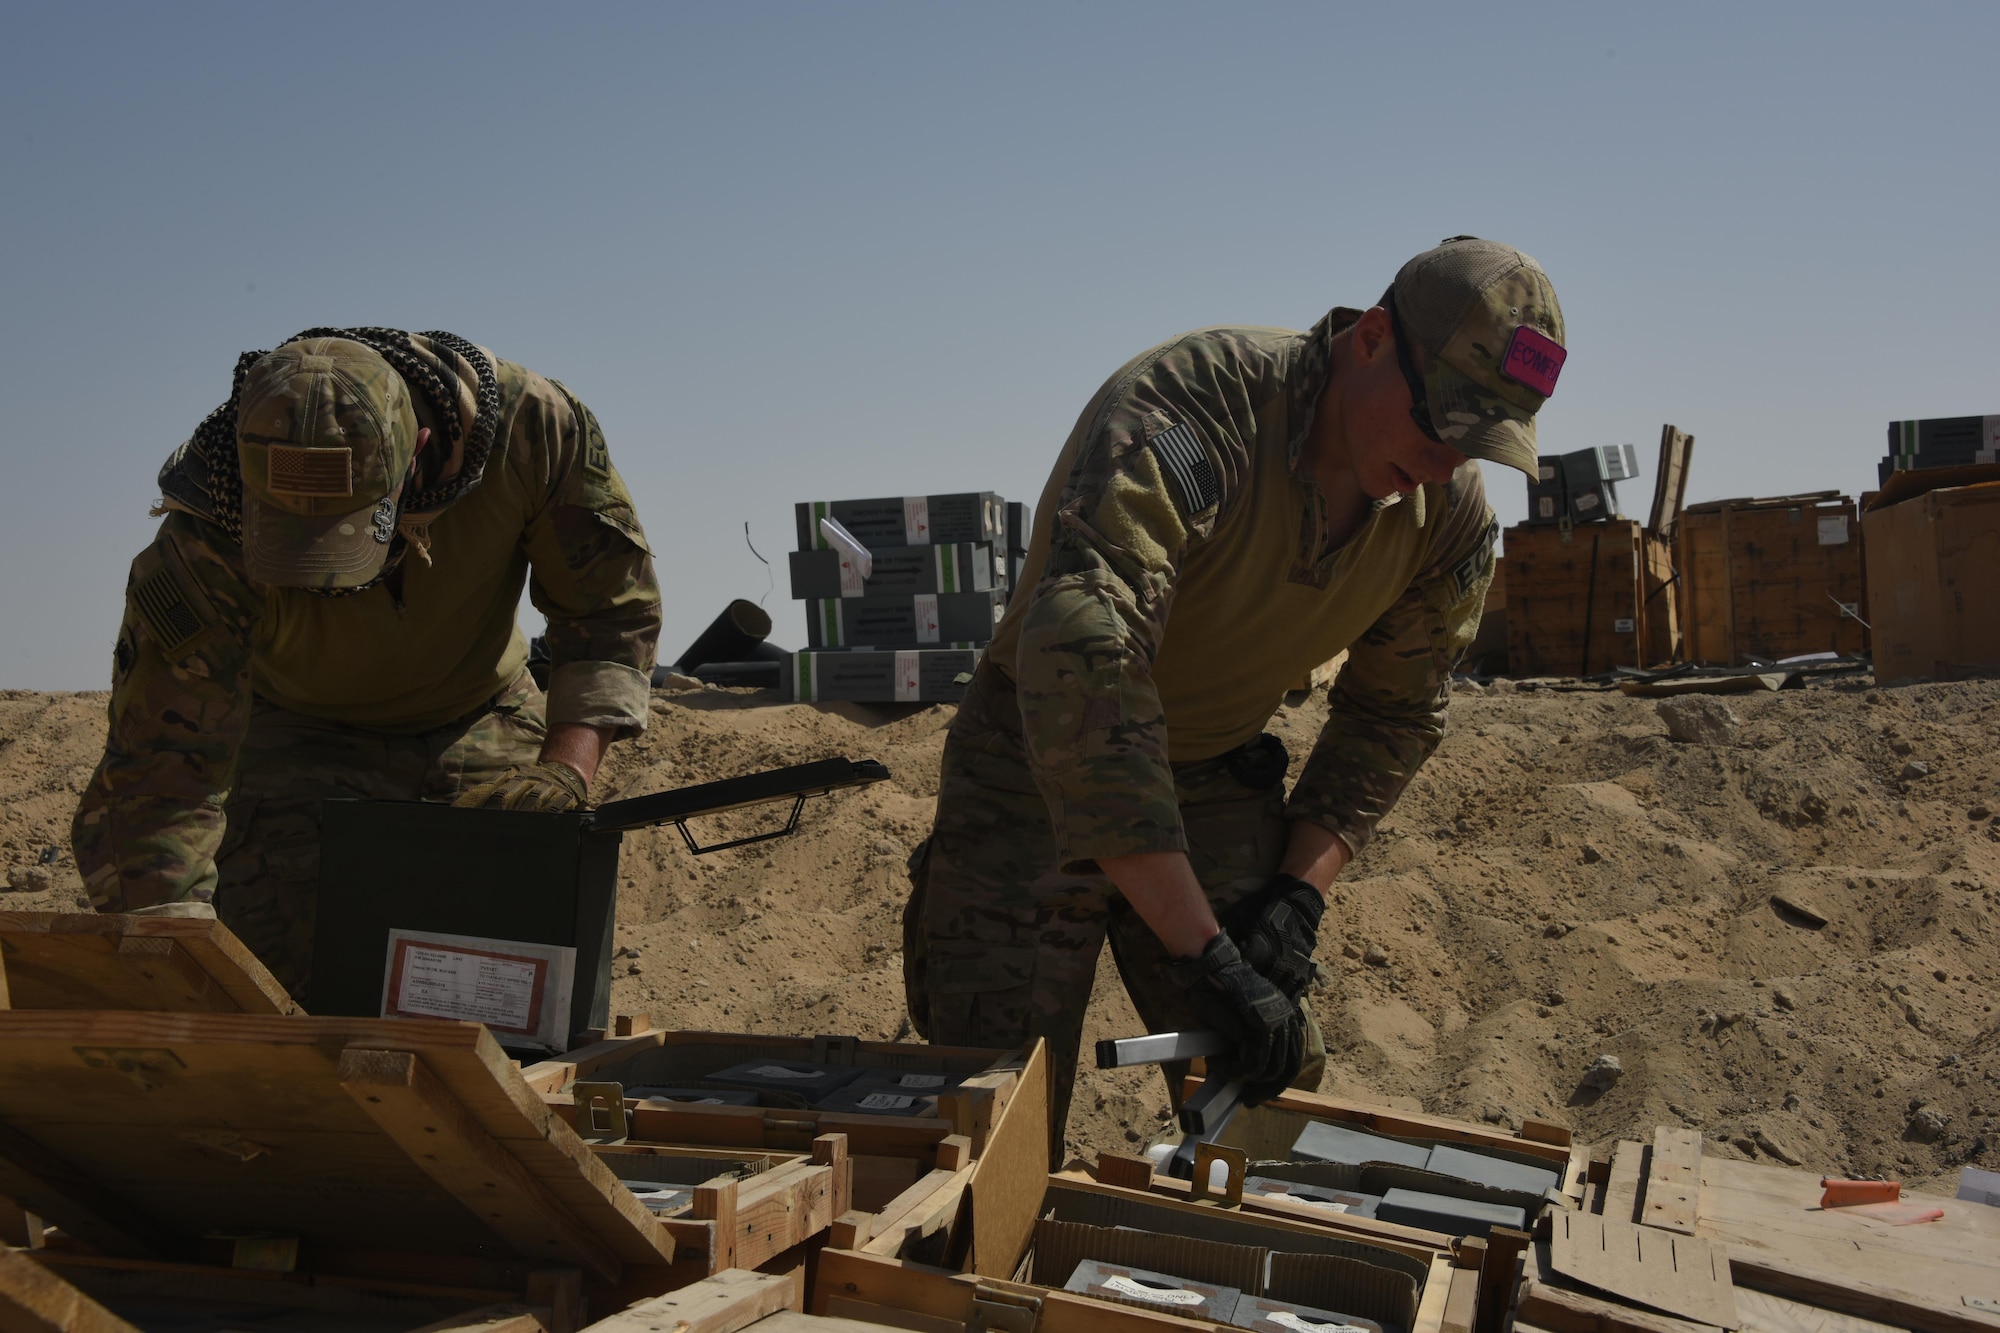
[{"xmin": 1172, "ymin": 732, "xmax": 1290, "ymax": 790}]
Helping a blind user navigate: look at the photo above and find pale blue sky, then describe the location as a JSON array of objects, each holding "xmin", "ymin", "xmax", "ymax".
[{"xmin": 2, "ymin": 3, "xmax": 1994, "ymax": 687}]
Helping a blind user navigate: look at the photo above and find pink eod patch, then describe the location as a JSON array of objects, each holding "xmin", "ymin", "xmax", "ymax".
[{"xmin": 1501, "ymin": 325, "xmax": 1566, "ymax": 397}]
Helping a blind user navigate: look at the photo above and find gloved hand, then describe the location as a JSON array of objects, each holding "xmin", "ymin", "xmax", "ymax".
[
  {"xmin": 454, "ymin": 761, "xmax": 589, "ymax": 812},
  {"xmin": 1225, "ymin": 873, "xmax": 1325, "ymax": 999},
  {"xmin": 1165, "ymin": 932, "xmax": 1306, "ymax": 1103}
]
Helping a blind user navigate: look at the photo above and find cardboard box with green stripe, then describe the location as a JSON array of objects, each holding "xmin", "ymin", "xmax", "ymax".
[
  {"xmin": 784, "ymin": 648, "xmax": 981, "ymax": 702},
  {"xmin": 806, "ymin": 590, "xmax": 1006, "ymax": 648}
]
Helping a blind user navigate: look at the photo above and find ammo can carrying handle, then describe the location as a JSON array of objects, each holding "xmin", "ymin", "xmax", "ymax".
[{"xmin": 583, "ymin": 756, "xmax": 890, "ymax": 853}]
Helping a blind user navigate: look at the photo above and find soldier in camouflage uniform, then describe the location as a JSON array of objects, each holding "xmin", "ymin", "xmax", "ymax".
[
  {"xmin": 73, "ymin": 329, "xmax": 662, "ymax": 993},
  {"xmin": 904, "ymin": 239, "xmax": 1569, "ymax": 1152}
]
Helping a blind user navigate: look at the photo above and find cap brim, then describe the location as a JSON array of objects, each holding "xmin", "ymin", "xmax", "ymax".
[
  {"xmin": 241, "ymin": 489, "xmax": 395, "ymax": 589},
  {"xmin": 1425, "ymin": 360, "xmax": 1540, "ymax": 479}
]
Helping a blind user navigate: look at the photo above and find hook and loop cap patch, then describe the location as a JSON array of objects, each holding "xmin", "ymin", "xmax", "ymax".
[
  {"xmin": 1148, "ymin": 421, "xmax": 1220, "ymax": 515},
  {"xmin": 266, "ymin": 445, "xmax": 355, "ymax": 498},
  {"xmin": 1501, "ymin": 326, "xmax": 1566, "ymax": 397}
]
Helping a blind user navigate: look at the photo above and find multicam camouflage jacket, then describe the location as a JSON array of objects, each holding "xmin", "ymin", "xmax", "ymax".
[
  {"xmin": 985, "ymin": 309, "xmax": 1496, "ymax": 872},
  {"xmin": 74, "ymin": 354, "xmax": 662, "ymax": 910}
]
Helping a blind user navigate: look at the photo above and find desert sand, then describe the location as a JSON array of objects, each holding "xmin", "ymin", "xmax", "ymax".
[{"xmin": 4, "ymin": 673, "xmax": 1995, "ymax": 1187}]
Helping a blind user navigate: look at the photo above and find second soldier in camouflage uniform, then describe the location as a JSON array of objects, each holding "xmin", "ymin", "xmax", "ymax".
[
  {"xmin": 74, "ymin": 329, "xmax": 662, "ymax": 993},
  {"xmin": 905, "ymin": 239, "xmax": 1569, "ymax": 1154}
]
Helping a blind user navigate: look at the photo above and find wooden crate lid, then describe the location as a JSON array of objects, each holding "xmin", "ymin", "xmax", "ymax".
[
  {"xmin": 0, "ymin": 1011, "xmax": 674, "ymax": 1283},
  {"xmin": 1682, "ymin": 491, "xmax": 1847, "ymax": 516},
  {"xmin": 0, "ymin": 912, "xmax": 295, "ymax": 1016}
]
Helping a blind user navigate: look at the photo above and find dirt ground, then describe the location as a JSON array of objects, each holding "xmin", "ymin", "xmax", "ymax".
[{"xmin": 5, "ymin": 673, "xmax": 1996, "ymax": 1189}]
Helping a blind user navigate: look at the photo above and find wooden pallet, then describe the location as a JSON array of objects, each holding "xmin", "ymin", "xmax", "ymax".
[
  {"xmin": 0, "ymin": 911, "xmax": 296, "ymax": 1014},
  {"xmin": 1528, "ymin": 1126, "xmax": 2000, "ymax": 1333},
  {"xmin": 1678, "ymin": 495, "xmax": 1867, "ymax": 666}
]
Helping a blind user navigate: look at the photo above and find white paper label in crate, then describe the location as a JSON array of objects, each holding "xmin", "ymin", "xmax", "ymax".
[
  {"xmin": 1614, "ymin": 617, "xmax": 1635, "ymax": 634},
  {"xmin": 1537, "ymin": 496, "xmax": 1556, "ymax": 518},
  {"xmin": 1817, "ymin": 514, "xmax": 1850, "ymax": 545},
  {"xmin": 894, "ymin": 1073, "xmax": 948, "ymax": 1088},
  {"xmin": 857, "ymin": 1093, "xmax": 917, "ymax": 1110},
  {"xmin": 1575, "ymin": 490, "xmax": 1601, "ymax": 512},
  {"xmin": 914, "ymin": 593, "xmax": 940, "ymax": 643},
  {"xmin": 745, "ymin": 1065, "xmax": 820, "ymax": 1080},
  {"xmin": 1270, "ymin": 1315, "xmax": 1370, "ymax": 1333},
  {"xmin": 903, "ymin": 496, "xmax": 930, "ymax": 544},
  {"xmin": 894, "ymin": 650, "xmax": 920, "ymax": 701},
  {"xmin": 1100, "ymin": 1276, "xmax": 1203, "ymax": 1306}
]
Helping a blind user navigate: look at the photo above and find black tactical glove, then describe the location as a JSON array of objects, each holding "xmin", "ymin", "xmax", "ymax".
[
  {"xmin": 1225, "ymin": 873, "xmax": 1325, "ymax": 999},
  {"xmin": 1165, "ymin": 932, "xmax": 1306, "ymax": 1104},
  {"xmin": 454, "ymin": 761, "xmax": 589, "ymax": 813}
]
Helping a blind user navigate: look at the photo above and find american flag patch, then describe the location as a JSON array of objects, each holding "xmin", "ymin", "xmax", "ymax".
[
  {"xmin": 267, "ymin": 445, "xmax": 353, "ymax": 498},
  {"xmin": 1147, "ymin": 422, "xmax": 1219, "ymax": 514}
]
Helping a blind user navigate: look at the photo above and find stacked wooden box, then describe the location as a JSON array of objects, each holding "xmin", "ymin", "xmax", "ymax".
[
  {"xmin": 1502, "ymin": 426, "xmax": 1688, "ymax": 677},
  {"xmin": 1676, "ymin": 492, "xmax": 1868, "ymax": 667}
]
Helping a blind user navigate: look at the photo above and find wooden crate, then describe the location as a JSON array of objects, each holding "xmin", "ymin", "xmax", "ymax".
[
  {"xmin": 525, "ymin": 1030, "xmax": 1046, "ymax": 1268},
  {"xmin": 1533, "ymin": 1125, "xmax": 2000, "ymax": 1333},
  {"xmin": 811, "ymin": 1173, "xmax": 1470, "ymax": 1333},
  {"xmin": 0, "ymin": 911, "xmax": 297, "ymax": 1015},
  {"xmin": 0, "ymin": 1011, "xmax": 847, "ymax": 1330},
  {"xmin": 1504, "ymin": 520, "xmax": 1660, "ymax": 676},
  {"xmin": 1678, "ymin": 493, "xmax": 1867, "ymax": 666},
  {"xmin": 1127, "ymin": 1081, "xmax": 1585, "ymax": 1243}
]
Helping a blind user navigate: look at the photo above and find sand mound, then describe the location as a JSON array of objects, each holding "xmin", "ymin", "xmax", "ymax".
[{"xmin": 5, "ymin": 676, "xmax": 1995, "ymax": 1187}]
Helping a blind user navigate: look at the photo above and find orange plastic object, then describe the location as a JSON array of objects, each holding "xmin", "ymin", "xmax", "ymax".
[{"xmin": 1820, "ymin": 1178, "xmax": 1901, "ymax": 1207}]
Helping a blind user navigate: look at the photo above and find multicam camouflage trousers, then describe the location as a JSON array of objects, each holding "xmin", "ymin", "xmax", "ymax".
[
  {"xmin": 215, "ymin": 669, "xmax": 548, "ymax": 997},
  {"xmin": 904, "ymin": 663, "xmax": 1325, "ymax": 1158}
]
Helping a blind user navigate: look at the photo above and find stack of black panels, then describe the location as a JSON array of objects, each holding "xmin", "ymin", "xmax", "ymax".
[
  {"xmin": 782, "ymin": 493, "xmax": 1030, "ymax": 702},
  {"xmin": 1878, "ymin": 416, "xmax": 1999, "ymax": 486}
]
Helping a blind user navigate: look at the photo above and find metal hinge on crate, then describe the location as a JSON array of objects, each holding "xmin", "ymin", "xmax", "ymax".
[{"xmin": 971, "ymin": 1283, "xmax": 1041, "ymax": 1333}]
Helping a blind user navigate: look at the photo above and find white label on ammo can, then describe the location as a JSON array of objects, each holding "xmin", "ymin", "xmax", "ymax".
[
  {"xmin": 1817, "ymin": 514, "xmax": 1850, "ymax": 545},
  {"xmin": 903, "ymin": 496, "xmax": 930, "ymax": 544},
  {"xmin": 894, "ymin": 650, "xmax": 920, "ymax": 702},
  {"xmin": 914, "ymin": 594, "xmax": 940, "ymax": 643},
  {"xmin": 857, "ymin": 1093, "xmax": 917, "ymax": 1110},
  {"xmin": 1614, "ymin": 617, "xmax": 1635, "ymax": 634}
]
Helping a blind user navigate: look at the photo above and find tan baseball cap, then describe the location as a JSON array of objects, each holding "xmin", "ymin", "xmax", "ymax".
[
  {"xmin": 1387, "ymin": 236, "xmax": 1567, "ymax": 478},
  {"xmin": 234, "ymin": 338, "xmax": 419, "ymax": 588}
]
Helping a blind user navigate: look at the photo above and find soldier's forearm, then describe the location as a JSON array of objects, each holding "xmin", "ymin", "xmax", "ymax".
[
  {"xmin": 1097, "ymin": 850, "xmax": 1220, "ymax": 958},
  {"xmin": 539, "ymin": 722, "xmax": 616, "ymax": 788},
  {"xmin": 1278, "ymin": 820, "xmax": 1353, "ymax": 894}
]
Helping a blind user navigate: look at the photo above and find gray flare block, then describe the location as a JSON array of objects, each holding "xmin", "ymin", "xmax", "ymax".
[
  {"xmin": 1289, "ymin": 1121, "xmax": 1431, "ymax": 1170},
  {"xmin": 804, "ymin": 590, "xmax": 1004, "ymax": 649},
  {"xmin": 1231, "ymin": 1295, "xmax": 1390, "ymax": 1333},
  {"xmin": 783, "ymin": 648, "xmax": 980, "ymax": 703},
  {"xmin": 702, "ymin": 1059, "xmax": 866, "ymax": 1099},
  {"xmin": 1422, "ymin": 1143, "xmax": 1562, "ymax": 1196},
  {"xmin": 788, "ymin": 543, "xmax": 1000, "ymax": 600},
  {"xmin": 797, "ymin": 493, "xmax": 1004, "ymax": 550},
  {"xmin": 814, "ymin": 1078, "xmax": 941, "ymax": 1117},
  {"xmin": 1065, "ymin": 1260, "xmax": 1240, "ymax": 1324},
  {"xmin": 1375, "ymin": 1187, "xmax": 1526, "ymax": 1237}
]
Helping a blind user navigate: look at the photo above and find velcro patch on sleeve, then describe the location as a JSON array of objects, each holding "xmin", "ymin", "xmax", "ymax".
[
  {"xmin": 132, "ymin": 566, "xmax": 205, "ymax": 656},
  {"xmin": 1147, "ymin": 421, "xmax": 1220, "ymax": 515}
]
